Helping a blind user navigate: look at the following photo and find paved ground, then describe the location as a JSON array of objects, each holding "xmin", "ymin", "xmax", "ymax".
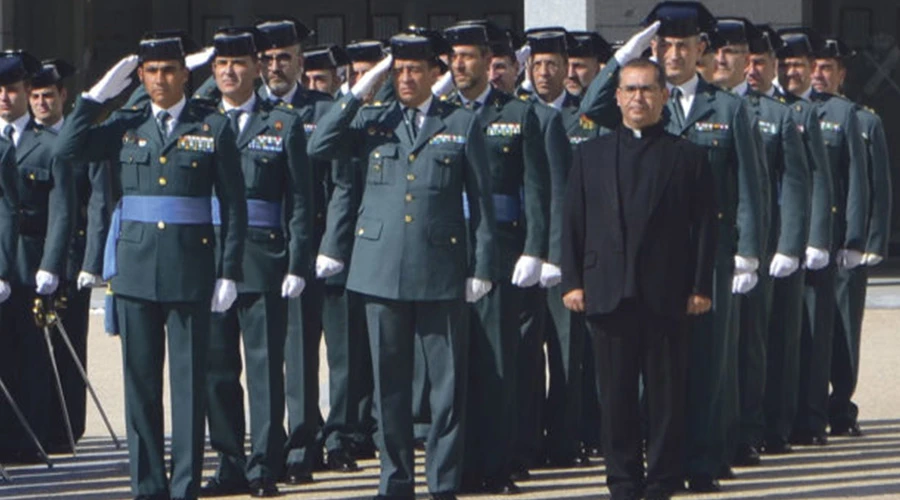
[{"xmin": 3, "ymin": 269, "xmax": 900, "ymax": 499}]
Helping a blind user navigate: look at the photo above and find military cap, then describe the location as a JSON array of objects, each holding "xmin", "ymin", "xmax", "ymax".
[
  {"xmin": 526, "ymin": 29, "xmax": 570, "ymax": 56},
  {"xmin": 303, "ymin": 45, "xmax": 350, "ymax": 70},
  {"xmin": 346, "ymin": 40, "xmax": 385, "ymax": 63},
  {"xmin": 820, "ymin": 37, "xmax": 856, "ymax": 60},
  {"xmin": 0, "ymin": 51, "xmax": 43, "ymax": 86},
  {"xmin": 31, "ymin": 58, "xmax": 76, "ymax": 88},
  {"xmin": 255, "ymin": 17, "xmax": 313, "ymax": 49},
  {"xmin": 699, "ymin": 30, "xmax": 726, "ymax": 55},
  {"xmin": 213, "ymin": 27, "xmax": 267, "ymax": 57},
  {"xmin": 748, "ymin": 24, "xmax": 783, "ymax": 55},
  {"xmin": 138, "ymin": 31, "xmax": 199, "ymax": 63},
  {"xmin": 776, "ymin": 27, "xmax": 825, "ymax": 59},
  {"xmin": 389, "ymin": 33, "xmax": 441, "ymax": 61},
  {"xmin": 444, "ymin": 24, "xmax": 490, "ymax": 47},
  {"xmin": 714, "ymin": 17, "xmax": 762, "ymax": 47},
  {"xmin": 568, "ymin": 31, "xmax": 612, "ymax": 61},
  {"xmin": 643, "ymin": 1, "xmax": 717, "ymax": 38},
  {"xmin": 404, "ymin": 26, "xmax": 453, "ymax": 57}
]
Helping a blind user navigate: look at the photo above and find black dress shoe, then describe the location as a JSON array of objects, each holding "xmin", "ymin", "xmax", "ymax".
[
  {"xmin": 249, "ymin": 478, "xmax": 280, "ymax": 498},
  {"xmin": 430, "ymin": 492, "xmax": 458, "ymax": 500},
  {"xmin": 733, "ymin": 444, "xmax": 761, "ymax": 466},
  {"xmin": 791, "ymin": 432, "xmax": 828, "ymax": 446},
  {"xmin": 717, "ymin": 465, "xmax": 737, "ymax": 480},
  {"xmin": 281, "ymin": 462, "xmax": 313, "ymax": 484},
  {"xmin": 687, "ymin": 476, "xmax": 721, "ymax": 493},
  {"xmin": 763, "ymin": 439, "xmax": 793, "ymax": 455},
  {"xmin": 483, "ymin": 476, "xmax": 520, "ymax": 495},
  {"xmin": 574, "ymin": 451, "xmax": 592, "ymax": 467},
  {"xmin": 585, "ymin": 446, "xmax": 603, "ymax": 458},
  {"xmin": 199, "ymin": 477, "xmax": 249, "ymax": 497},
  {"xmin": 459, "ymin": 474, "xmax": 485, "ymax": 494},
  {"xmin": 831, "ymin": 422, "xmax": 864, "ymax": 437},
  {"xmin": 509, "ymin": 462, "xmax": 531, "ymax": 481},
  {"xmin": 327, "ymin": 448, "xmax": 361, "ymax": 472},
  {"xmin": 349, "ymin": 439, "xmax": 378, "ymax": 460}
]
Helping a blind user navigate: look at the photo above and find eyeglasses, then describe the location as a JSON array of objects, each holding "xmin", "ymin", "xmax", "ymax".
[
  {"xmin": 259, "ymin": 53, "xmax": 294, "ymax": 65},
  {"xmin": 618, "ymin": 85, "xmax": 662, "ymax": 96}
]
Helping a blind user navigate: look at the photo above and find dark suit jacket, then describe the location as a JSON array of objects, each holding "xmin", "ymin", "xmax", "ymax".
[{"xmin": 560, "ymin": 125, "xmax": 717, "ymax": 319}]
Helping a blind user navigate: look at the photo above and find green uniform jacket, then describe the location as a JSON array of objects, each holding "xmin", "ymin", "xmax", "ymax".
[
  {"xmin": 213, "ymin": 98, "xmax": 314, "ymax": 292},
  {"xmin": 66, "ymin": 158, "xmax": 111, "ymax": 280},
  {"xmin": 524, "ymin": 97, "xmax": 571, "ymax": 265},
  {"xmin": 580, "ymin": 60, "xmax": 764, "ymax": 258},
  {"xmin": 54, "ymin": 96, "xmax": 247, "ymax": 302},
  {"xmin": 308, "ymin": 94, "xmax": 496, "ymax": 300},
  {"xmin": 856, "ymin": 106, "xmax": 892, "ymax": 257},
  {"xmin": 812, "ymin": 92, "xmax": 869, "ymax": 251},
  {"xmin": 445, "ymin": 88, "xmax": 550, "ymax": 276},
  {"xmin": 318, "ymin": 155, "xmax": 364, "ymax": 286},
  {"xmin": 742, "ymin": 90, "xmax": 810, "ymax": 258},
  {"xmin": 12, "ymin": 120, "xmax": 76, "ymax": 285},
  {"xmin": 0, "ymin": 139, "xmax": 17, "ymax": 281}
]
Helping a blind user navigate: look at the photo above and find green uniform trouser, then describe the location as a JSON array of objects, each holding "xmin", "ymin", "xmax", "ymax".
[
  {"xmin": 207, "ymin": 291, "xmax": 287, "ymax": 483},
  {"xmin": 0, "ymin": 286, "xmax": 53, "ymax": 452},
  {"xmin": 686, "ymin": 255, "xmax": 734, "ymax": 478},
  {"xmin": 321, "ymin": 285, "xmax": 373, "ymax": 452},
  {"xmin": 364, "ymin": 295, "xmax": 468, "ymax": 497},
  {"xmin": 738, "ymin": 266, "xmax": 774, "ymax": 449},
  {"xmin": 514, "ymin": 286, "xmax": 547, "ymax": 467},
  {"xmin": 116, "ymin": 295, "xmax": 209, "ymax": 499},
  {"xmin": 464, "ymin": 281, "xmax": 521, "ymax": 479},
  {"xmin": 46, "ymin": 284, "xmax": 92, "ymax": 446},
  {"xmin": 284, "ymin": 278, "xmax": 325, "ymax": 468},
  {"xmin": 544, "ymin": 284, "xmax": 585, "ymax": 462},
  {"xmin": 794, "ymin": 264, "xmax": 837, "ymax": 436},
  {"xmin": 829, "ymin": 266, "xmax": 867, "ymax": 429},
  {"xmin": 763, "ymin": 269, "xmax": 805, "ymax": 443}
]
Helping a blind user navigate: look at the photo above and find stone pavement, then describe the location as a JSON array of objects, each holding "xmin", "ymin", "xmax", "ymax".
[{"xmin": 3, "ymin": 273, "xmax": 900, "ymax": 499}]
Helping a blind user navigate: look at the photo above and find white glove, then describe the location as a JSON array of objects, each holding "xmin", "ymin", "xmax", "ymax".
[
  {"xmin": 863, "ymin": 253, "xmax": 884, "ymax": 266},
  {"xmin": 614, "ymin": 21, "xmax": 661, "ymax": 65},
  {"xmin": 768, "ymin": 253, "xmax": 800, "ymax": 278},
  {"xmin": 351, "ymin": 55, "xmax": 392, "ymax": 98},
  {"xmin": 804, "ymin": 247, "xmax": 830, "ymax": 270},
  {"xmin": 77, "ymin": 271, "xmax": 103, "ymax": 290},
  {"xmin": 465, "ymin": 277, "xmax": 492, "ymax": 303},
  {"xmin": 210, "ymin": 278, "xmax": 238, "ymax": 313},
  {"xmin": 83, "ymin": 54, "xmax": 139, "ymax": 103},
  {"xmin": 185, "ymin": 46, "xmax": 215, "ymax": 71},
  {"xmin": 732, "ymin": 271, "xmax": 759, "ymax": 294},
  {"xmin": 35, "ymin": 270, "xmax": 59, "ymax": 295},
  {"xmin": 431, "ymin": 71, "xmax": 455, "ymax": 98},
  {"xmin": 0, "ymin": 279, "xmax": 10, "ymax": 303},
  {"xmin": 837, "ymin": 249, "xmax": 865, "ymax": 270},
  {"xmin": 281, "ymin": 274, "xmax": 306, "ymax": 298},
  {"xmin": 315, "ymin": 254, "xmax": 345, "ymax": 279},
  {"xmin": 515, "ymin": 43, "xmax": 532, "ymax": 70},
  {"xmin": 734, "ymin": 255, "xmax": 760, "ymax": 273},
  {"xmin": 539, "ymin": 263, "xmax": 562, "ymax": 288},
  {"xmin": 340, "ymin": 81, "xmax": 350, "ymax": 96},
  {"xmin": 511, "ymin": 255, "xmax": 542, "ymax": 288}
]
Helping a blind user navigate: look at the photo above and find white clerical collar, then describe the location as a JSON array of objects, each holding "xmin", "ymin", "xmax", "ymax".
[
  {"xmin": 539, "ymin": 90, "xmax": 567, "ymax": 111},
  {"xmin": 266, "ymin": 82, "xmax": 299, "ymax": 104},
  {"xmin": 150, "ymin": 96, "xmax": 186, "ymax": 122},
  {"xmin": 731, "ymin": 80, "xmax": 749, "ymax": 96},
  {"xmin": 222, "ymin": 93, "xmax": 256, "ymax": 114},
  {"xmin": 460, "ymin": 84, "xmax": 492, "ymax": 108}
]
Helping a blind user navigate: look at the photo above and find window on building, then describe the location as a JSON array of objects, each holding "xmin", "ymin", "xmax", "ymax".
[
  {"xmin": 485, "ymin": 13, "xmax": 515, "ymax": 31},
  {"xmin": 372, "ymin": 15, "xmax": 401, "ymax": 41},
  {"xmin": 841, "ymin": 8, "xmax": 872, "ymax": 48},
  {"xmin": 316, "ymin": 15, "xmax": 345, "ymax": 46}
]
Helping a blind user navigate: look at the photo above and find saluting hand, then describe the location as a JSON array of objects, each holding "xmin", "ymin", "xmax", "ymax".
[
  {"xmin": 563, "ymin": 289, "xmax": 585, "ymax": 313},
  {"xmin": 0, "ymin": 279, "xmax": 10, "ymax": 304},
  {"xmin": 83, "ymin": 54, "xmax": 139, "ymax": 103},
  {"xmin": 686, "ymin": 294, "xmax": 712, "ymax": 315}
]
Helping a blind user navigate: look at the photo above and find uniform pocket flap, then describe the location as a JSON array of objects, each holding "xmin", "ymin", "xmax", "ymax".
[
  {"xmin": 356, "ymin": 216, "xmax": 383, "ymax": 240},
  {"xmin": 21, "ymin": 166, "xmax": 50, "ymax": 182},
  {"xmin": 118, "ymin": 221, "xmax": 144, "ymax": 243},
  {"xmin": 119, "ymin": 149, "xmax": 150, "ymax": 164},
  {"xmin": 247, "ymin": 226, "xmax": 285, "ymax": 243},
  {"xmin": 372, "ymin": 144, "xmax": 398, "ymax": 160},
  {"xmin": 428, "ymin": 222, "xmax": 464, "ymax": 246}
]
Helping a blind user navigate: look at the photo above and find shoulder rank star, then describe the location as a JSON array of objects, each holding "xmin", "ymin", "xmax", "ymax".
[{"xmin": 580, "ymin": 115, "xmax": 596, "ymax": 130}]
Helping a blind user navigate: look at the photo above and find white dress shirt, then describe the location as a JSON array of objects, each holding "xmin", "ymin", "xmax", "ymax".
[
  {"xmin": 150, "ymin": 96, "xmax": 187, "ymax": 137},
  {"xmin": 667, "ymin": 74, "xmax": 699, "ymax": 118},
  {"xmin": 265, "ymin": 82, "xmax": 299, "ymax": 104},
  {"xmin": 403, "ymin": 95, "xmax": 433, "ymax": 131},
  {"xmin": 0, "ymin": 112, "xmax": 32, "ymax": 146},
  {"xmin": 538, "ymin": 90, "xmax": 568, "ymax": 111},
  {"xmin": 222, "ymin": 94, "xmax": 257, "ymax": 134},
  {"xmin": 459, "ymin": 84, "xmax": 492, "ymax": 109}
]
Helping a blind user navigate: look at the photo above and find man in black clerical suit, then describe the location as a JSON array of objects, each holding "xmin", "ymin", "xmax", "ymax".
[{"xmin": 560, "ymin": 58, "xmax": 717, "ymax": 500}]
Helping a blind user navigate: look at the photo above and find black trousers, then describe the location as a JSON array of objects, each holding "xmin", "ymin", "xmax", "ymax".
[{"xmin": 586, "ymin": 299, "xmax": 688, "ymax": 499}]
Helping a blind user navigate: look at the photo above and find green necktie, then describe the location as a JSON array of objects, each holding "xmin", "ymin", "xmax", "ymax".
[
  {"xmin": 670, "ymin": 87, "xmax": 686, "ymax": 129},
  {"xmin": 405, "ymin": 107, "xmax": 419, "ymax": 139}
]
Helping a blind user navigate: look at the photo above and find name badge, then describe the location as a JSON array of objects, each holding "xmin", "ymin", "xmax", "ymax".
[
  {"xmin": 248, "ymin": 134, "xmax": 284, "ymax": 153},
  {"xmin": 429, "ymin": 133, "xmax": 466, "ymax": 146},
  {"xmin": 177, "ymin": 134, "xmax": 216, "ymax": 153},
  {"xmin": 486, "ymin": 122, "xmax": 521, "ymax": 137}
]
